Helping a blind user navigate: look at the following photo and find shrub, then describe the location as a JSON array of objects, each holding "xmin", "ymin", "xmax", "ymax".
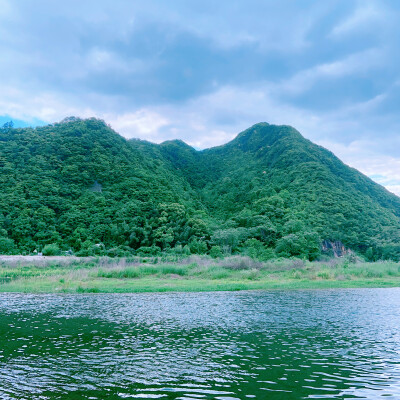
[
  {"xmin": 288, "ymin": 258, "xmax": 305, "ymax": 270},
  {"xmin": 317, "ymin": 270, "xmax": 332, "ymax": 279},
  {"xmin": 188, "ymin": 239, "xmax": 208, "ymax": 254},
  {"xmin": 291, "ymin": 270, "xmax": 303, "ymax": 279},
  {"xmin": 98, "ymin": 267, "xmax": 140, "ymax": 279},
  {"xmin": 0, "ymin": 237, "xmax": 16, "ymax": 255},
  {"xmin": 106, "ymin": 247, "xmax": 131, "ymax": 258},
  {"xmin": 76, "ymin": 286, "xmax": 100, "ymax": 293},
  {"xmin": 243, "ymin": 238, "xmax": 274, "ymax": 261},
  {"xmin": 210, "ymin": 246, "xmax": 223, "ymax": 258},
  {"xmin": 42, "ymin": 243, "xmax": 61, "ymax": 256},
  {"xmin": 240, "ymin": 269, "xmax": 260, "ymax": 280},
  {"xmin": 182, "ymin": 245, "xmax": 191, "ymax": 256},
  {"xmin": 347, "ymin": 253, "xmax": 358, "ymax": 263},
  {"xmin": 209, "ymin": 267, "xmax": 230, "ymax": 279},
  {"xmin": 136, "ymin": 246, "xmax": 161, "ymax": 256},
  {"xmin": 220, "ymin": 256, "xmax": 262, "ymax": 270},
  {"xmin": 156, "ymin": 265, "xmax": 188, "ymax": 276}
]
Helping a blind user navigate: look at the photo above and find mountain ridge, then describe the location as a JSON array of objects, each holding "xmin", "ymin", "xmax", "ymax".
[{"xmin": 0, "ymin": 118, "xmax": 399, "ymax": 260}]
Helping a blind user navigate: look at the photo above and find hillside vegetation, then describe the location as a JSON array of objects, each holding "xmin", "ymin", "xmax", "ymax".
[{"xmin": 1, "ymin": 118, "xmax": 399, "ymax": 261}]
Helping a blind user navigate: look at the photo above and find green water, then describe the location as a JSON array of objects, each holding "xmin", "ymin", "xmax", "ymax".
[{"xmin": 0, "ymin": 289, "xmax": 399, "ymax": 399}]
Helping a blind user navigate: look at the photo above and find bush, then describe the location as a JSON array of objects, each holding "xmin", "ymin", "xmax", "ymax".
[
  {"xmin": 106, "ymin": 247, "xmax": 131, "ymax": 258},
  {"xmin": 171, "ymin": 244, "xmax": 183, "ymax": 255},
  {"xmin": 182, "ymin": 245, "xmax": 191, "ymax": 255},
  {"xmin": 291, "ymin": 270, "xmax": 303, "ymax": 279},
  {"xmin": 240, "ymin": 269, "xmax": 260, "ymax": 280},
  {"xmin": 0, "ymin": 237, "xmax": 16, "ymax": 255},
  {"xmin": 220, "ymin": 256, "xmax": 262, "ymax": 270},
  {"xmin": 136, "ymin": 246, "xmax": 161, "ymax": 256},
  {"xmin": 243, "ymin": 238, "xmax": 274, "ymax": 261},
  {"xmin": 98, "ymin": 267, "xmax": 140, "ymax": 279},
  {"xmin": 209, "ymin": 267, "xmax": 230, "ymax": 279},
  {"xmin": 317, "ymin": 270, "xmax": 332, "ymax": 279},
  {"xmin": 76, "ymin": 286, "xmax": 100, "ymax": 293},
  {"xmin": 209, "ymin": 245, "xmax": 223, "ymax": 258},
  {"xmin": 189, "ymin": 239, "xmax": 208, "ymax": 254},
  {"xmin": 42, "ymin": 243, "xmax": 61, "ymax": 256},
  {"xmin": 288, "ymin": 258, "xmax": 305, "ymax": 269}
]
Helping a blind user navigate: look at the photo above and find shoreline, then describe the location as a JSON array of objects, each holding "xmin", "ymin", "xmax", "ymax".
[{"xmin": 1, "ymin": 276, "xmax": 399, "ymax": 294}]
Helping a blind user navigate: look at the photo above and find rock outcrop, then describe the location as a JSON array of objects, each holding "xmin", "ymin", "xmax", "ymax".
[{"xmin": 321, "ymin": 240, "xmax": 351, "ymax": 257}]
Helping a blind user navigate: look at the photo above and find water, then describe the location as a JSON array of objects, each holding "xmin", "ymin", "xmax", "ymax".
[{"xmin": 0, "ymin": 289, "xmax": 400, "ymax": 399}]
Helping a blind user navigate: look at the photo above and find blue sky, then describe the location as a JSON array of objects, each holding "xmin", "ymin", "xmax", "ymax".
[{"xmin": 1, "ymin": 0, "xmax": 400, "ymax": 195}]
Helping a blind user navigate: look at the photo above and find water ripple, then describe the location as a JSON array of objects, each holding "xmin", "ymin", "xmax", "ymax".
[{"xmin": 0, "ymin": 289, "xmax": 400, "ymax": 399}]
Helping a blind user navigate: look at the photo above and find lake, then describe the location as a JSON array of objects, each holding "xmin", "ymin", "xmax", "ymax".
[{"xmin": 0, "ymin": 289, "xmax": 399, "ymax": 399}]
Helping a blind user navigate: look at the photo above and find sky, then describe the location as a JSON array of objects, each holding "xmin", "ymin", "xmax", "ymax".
[{"xmin": 1, "ymin": 0, "xmax": 400, "ymax": 195}]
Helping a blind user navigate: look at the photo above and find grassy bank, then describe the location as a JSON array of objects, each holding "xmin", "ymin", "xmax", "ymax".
[{"xmin": 0, "ymin": 256, "xmax": 399, "ymax": 293}]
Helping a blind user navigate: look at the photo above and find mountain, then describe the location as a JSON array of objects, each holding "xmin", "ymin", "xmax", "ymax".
[
  {"xmin": 0, "ymin": 118, "xmax": 399, "ymax": 260},
  {"xmin": 0, "ymin": 118, "xmax": 207, "ymax": 256}
]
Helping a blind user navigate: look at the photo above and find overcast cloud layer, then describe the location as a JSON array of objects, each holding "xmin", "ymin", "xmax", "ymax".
[{"xmin": 1, "ymin": 0, "xmax": 400, "ymax": 195}]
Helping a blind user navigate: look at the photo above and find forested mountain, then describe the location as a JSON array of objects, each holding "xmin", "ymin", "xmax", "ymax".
[{"xmin": 1, "ymin": 118, "xmax": 399, "ymax": 260}]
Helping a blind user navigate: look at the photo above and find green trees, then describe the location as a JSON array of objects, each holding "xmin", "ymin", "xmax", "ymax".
[
  {"xmin": 243, "ymin": 238, "xmax": 274, "ymax": 261},
  {"xmin": 0, "ymin": 118, "xmax": 205, "ymax": 255},
  {"xmin": 1, "ymin": 119, "xmax": 399, "ymax": 260},
  {"xmin": 275, "ymin": 232, "xmax": 320, "ymax": 260}
]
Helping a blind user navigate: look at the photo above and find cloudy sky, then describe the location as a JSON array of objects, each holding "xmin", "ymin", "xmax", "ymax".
[{"xmin": 1, "ymin": 0, "xmax": 400, "ymax": 195}]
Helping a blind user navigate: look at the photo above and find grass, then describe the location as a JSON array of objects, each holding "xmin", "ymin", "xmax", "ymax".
[{"xmin": 0, "ymin": 256, "xmax": 399, "ymax": 293}]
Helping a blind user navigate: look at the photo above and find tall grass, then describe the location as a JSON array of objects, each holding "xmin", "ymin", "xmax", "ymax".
[
  {"xmin": 299, "ymin": 260, "xmax": 400, "ymax": 280},
  {"xmin": 0, "ymin": 256, "xmax": 399, "ymax": 293},
  {"xmin": 96, "ymin": 264, "xmax": 191, "ymax": 279}
]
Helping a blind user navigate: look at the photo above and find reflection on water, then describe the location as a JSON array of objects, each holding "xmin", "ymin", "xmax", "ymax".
[{"xmin": 0, "ymin": 289, "xmax": 400, "ymax": 399}]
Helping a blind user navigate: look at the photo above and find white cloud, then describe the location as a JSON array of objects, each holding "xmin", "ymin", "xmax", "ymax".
[
  {"xmin": 187, "ymin": 130, "xmax": 236, "ymax": 149},
  {"xmin": 106, "ymin": 110, "xmax": 170, "ymax": 140},
  {"xmin": 85, "ymin": 48, "xmax": 147, "ymax": 75},
  {"xmin": 317, "ymin": 139, "xmax": 400, "ymax": 196},
  {"xmin": 330, "ymin": 1, "xmax": 387, "ymax": 37},
  {"xmin": 276, "ymin": 48, "xmax": 384, "ymax": 96},
  {"xmin": 386, "ymin": 185, "xmax": 400, "ymax": 196},
  {"xmin": 0, "ymin": 87, "xmax": 84, "ymax": 122}
]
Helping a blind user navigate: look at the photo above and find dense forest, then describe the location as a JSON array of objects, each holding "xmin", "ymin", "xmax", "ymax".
[{"xmin": 1, "ymin": 117, "xmax": 399, "ymax": 260}]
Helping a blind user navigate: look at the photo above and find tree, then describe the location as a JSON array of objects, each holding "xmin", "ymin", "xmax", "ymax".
[
  {"xmin": 1, "ymin": 121, "xmax": 14, "ymax": 131},
  {"xmin": 0, "ymin": 237, "xmax": 15, "ymax": 254}
]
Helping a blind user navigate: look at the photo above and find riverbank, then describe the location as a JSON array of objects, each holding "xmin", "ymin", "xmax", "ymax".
[{"xmin": 0, "ymin": 256, "xmax": 399, "ymax": 293}]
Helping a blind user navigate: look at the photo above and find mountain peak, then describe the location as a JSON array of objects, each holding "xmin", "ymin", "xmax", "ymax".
[
  {"xmin": 230, "ymin": 122, "xmax": 302, "ymax": 152},
  {"xmin": 161, "ymin": 139, "xmax": 193, "ymax": 149}
]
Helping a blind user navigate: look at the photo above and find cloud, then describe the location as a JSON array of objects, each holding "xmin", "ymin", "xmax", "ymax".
[
  {"xmin": 386, "ymin": 185, "xmax": 400, "ymax": 196},
  {"xmin": 330, "ymin": 1, "xmax": 388, "ymax": 38},
  {"xmin": 0, "ymin": 0, "xmax": 400, "ymax": 196},
  {"xmin": 276, "ymin": 47, "xmax": 385, "ymax": 97},
  {"xmin": 317, "ymin": 139, "xmax": 400, "ymax": 196},
  {"xmin": 107, "ymin": 110, "xmax": 170, "ymax": 140}
]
